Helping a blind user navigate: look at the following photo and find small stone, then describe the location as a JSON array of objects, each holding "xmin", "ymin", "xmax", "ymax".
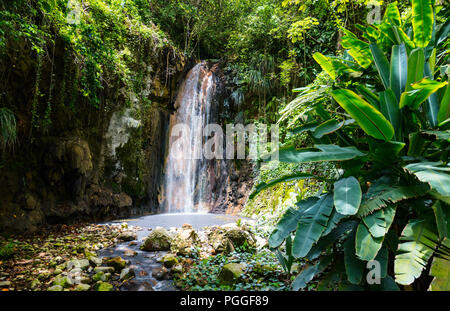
[
  {"xmin": 67, "ymin": 259, "xmax": 90, "ymax": 271},
  {"xmin": 119, "ymin": 268, "xmax": 135, "ymax": 281},
  {"xmin": 118, "ymin": 231, "xmax": 137, "ymax": 242},
  {"xmin": 93, "ymin": 266, "xmax": 115, "ymax": 274},
  {"xmin": 47, "ymin": 285, "xmax": 63, "ymax": 291},
  {"xmin": 94, "ymin": 281, "xmax": 114, "ymax": 291},
  {"xmin": 123, "ymin": 249, "xmax": 137, "ymax": 257},
  {"xmin": 88, "ymin": 256, "xmax": 102, "ymax": 267},
  {"xmin": 52, "ymin": 275, "xmax": 73, "ymax": 288},
  {"xmin": 171, "ymin": 265, "xmax": 183, "ymax": 274},
  {"xmin": 0, "ymin": 281, "xmax": 11, "ymax": 287},
  {"xmin": 53, "ymin": 269, "xmax": 63, "ymax": 275},
  {"xmin": 30, "ymin": 279, "xmax": 41, "ymax": 289},
  {"xmin": 75, "ymin": 284, "xmax": 91, "ymax": 291},
  {"xmin": 93, "ymin": 271, "xmax": 108, "ymax": 282},
  {"xmin": 151, "ymin": 267, "xmax": 168, "ymax": 281}
]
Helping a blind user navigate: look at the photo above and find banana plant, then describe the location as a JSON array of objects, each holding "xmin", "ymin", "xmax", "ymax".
[{"xmin": 250, "ymin": 0, "xmax": 450, "ymax": 290}]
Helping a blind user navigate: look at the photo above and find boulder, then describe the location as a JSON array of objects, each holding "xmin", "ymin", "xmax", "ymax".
[
  {"xmin": 140, "ymin": 227, "xmax": 172, "ymax": 251},
  {"xmin": 208, "ymin": 229, "xmax": 234, "ymax": 254},
  {"xmin": 225, "ymin": 228, "xmax": 256, "ymax": 249},
  {"xmin": 93, "ymin": 266, "xmax": 115, "ymax": 274},
  {"xmin": 161, "ymin": 254, "xmax": 178, "ymax": 268},
  {"xmin": 52, "ymin": 275, "xmax": 73, "ymax": 288},
  {"xmin": 93, "ymin": 271, "xmax": 111, "ymax": 282},
  {"xmin": 218, "ymin": 263, "xmax": 245, "ymax": 285},
  {"xmin": 170, "ymin": 226, "xmax": 199, "ymax": 256}
]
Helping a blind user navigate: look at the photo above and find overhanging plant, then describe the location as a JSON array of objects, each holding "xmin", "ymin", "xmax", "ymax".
[{"xmin": 251, "ymin": 0, "xmax": 450, "ymax": 290}]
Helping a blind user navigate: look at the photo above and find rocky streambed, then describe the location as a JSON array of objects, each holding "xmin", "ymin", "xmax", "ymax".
[{"xmin": 0, "ymin": 213, "xmax": 266, "ymax": 291}]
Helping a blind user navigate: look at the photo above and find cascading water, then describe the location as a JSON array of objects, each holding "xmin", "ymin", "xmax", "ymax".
[{"xmin": 162, "ymin": 62, "xmax": 227, "ymax": 213}]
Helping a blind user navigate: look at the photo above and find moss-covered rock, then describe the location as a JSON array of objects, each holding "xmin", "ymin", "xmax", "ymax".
[
  {"xmin": 140, "ymin": 227, "xmax": 172, "ymax": 251},
  {"xmin": 161, "ymin": 254, "xmax": 178, "ymax": 268},
  {"xmin": 94, "ymin": 281, "xmax": 114, "ymax": 291},
  {"xmin": 218, "ymin": 263, "xmax": 246, "ymax": 285},
  {"xmin": 105, "ymin": 256, "xmax": 127, "ymax": 272}
]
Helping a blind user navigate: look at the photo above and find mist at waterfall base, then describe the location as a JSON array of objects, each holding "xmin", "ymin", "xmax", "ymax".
[{"xmin": 162, "ymin": 62, "xmax": 228, "ymax": 214}]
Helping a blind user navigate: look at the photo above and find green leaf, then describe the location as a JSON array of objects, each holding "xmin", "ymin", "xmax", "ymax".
[
  {"xmin": 331, "ymin": 89, "xmax": 394, "ymax": 141},
  {"xmin": 400, "ymin": 78, "xmax": 447, "ymax": 109},
  {"xmin": 312, "ymin": 119, "xmax": 353, "ymax": 139},
  {"xmin": 431, "ymin": 201, "xmax": 449, "ymax": 239},
  {"xmin": 293, "ymin": 194, "xmax": 334, "ymax": 258},
  {"xmin": 363, "ymin": 206, "xmax": 396, "ymax": 238},
  {"xmin": 355, "ymin": 221, "xmax": 384, "ymax": 261},
  {"xmin": 428, "ymin": 239, "xmax": 450, "ymax": 291},
  {"xmin": 289, "ymin": 121, "xmax": 319, "ymax": 135},
  {"xmin": 344, "ymin": 230, "xmax": 365, "ymax": 285},
  {"xmin": 358, "ymin": 183, "xmax": 429, "ymax": 217},
  {"xmin": 341, "ymin": 31, "xmax": 373, "ymax": 69},
  {"xmin": 249, "ymin": 173, "xmax": 315, "ymax": 200},
  {"xmin": 390, "ymin": 44, "xmax": 408, "ymax": 101},
  {"xmin": 292, "ymin": 256, "xmax": 332, "ymax": 290},
  {"xmin": 404, "ymin": 162, "xmax": 450, "ymax": 197},
  {"xmin": 423, "ymin": 63, "xmax": 440, "ymax": 127},
  {"xmin": 405, "ymin": 48, "xmax": 425, "ymax": 92},
  {"xmin": 437, "ymin": 83, "xmax": 450, "ymax": 124},
  {"xmin": 384, "ymin": 2, "xmax": 401, "ymax": 26},
  {"xmin": 322, "ymin": 209, "xmax": 346, "ymax": 236},
  {"xmin": 356, "ymin": 85, "xmax": 380, "ymax": 110},
  {"xmin": 268, "ymin": 197, "xmax": 319, "ymax": 248},
  {"xmin": 277, "ymin": 144, "xmax": 366, "ymax": 163},
  {"xmin": 313, "ymin": 52, "xmax": 336, "ymax": 80},
  {"xmin": 395, "ymin": 219, "xmax": 438, "ymax": 285},
  {"xmin": 375, "ymin": 245, "xmax": 389, "ymax": 278},
  {"xmin": 411, "ymin": 0, "xmax": 434, "ymax": 48},
  {"xmin": 379, "ymin": 89, "xmax": 400, "ymax": 137},
  {"xmin": 333, "ymin": 176, "xmax": 362, "ymax": 215},
  {"xmin": 370, "ymin": 44, "xmax": 390, "ymax": 89}
]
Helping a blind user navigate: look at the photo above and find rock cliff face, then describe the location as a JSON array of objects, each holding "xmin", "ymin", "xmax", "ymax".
[{"xmin": 0, "ymin": 41, "xmax": 187, "ymax": 233}]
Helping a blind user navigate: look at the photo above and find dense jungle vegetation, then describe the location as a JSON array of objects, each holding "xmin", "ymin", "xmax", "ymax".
[{"xmin": 0, "ymin": 0, "xmax": 449, "ymax": 292}]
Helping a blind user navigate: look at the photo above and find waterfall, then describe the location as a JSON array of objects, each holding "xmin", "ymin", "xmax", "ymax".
[{"xmin": 162, "ymin": 62, "xmax": 226, "ymax": 213}]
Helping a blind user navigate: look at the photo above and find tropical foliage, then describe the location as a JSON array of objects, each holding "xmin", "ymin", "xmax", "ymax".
[{"xmin": 251, "ymin": 0, "xmax": 450, "ymax": 290}]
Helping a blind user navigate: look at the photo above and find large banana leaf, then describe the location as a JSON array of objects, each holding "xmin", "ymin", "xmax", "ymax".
[
  {"xmin": 404, "ymin": 161, "xmax": 450, "ymax": 197},
  {"xmin": 370, "ymin": 43, "xmax": 390, "ymax": 89},
  {"xmin": 400, "ymin": 78, "xmax": 447, "ymax": 109},
  {"xmin": 331, "ymin": 89, "xmax": 394, "ymax": 141},
  {"xmin": 341, "ymin": 31, "xmax": 373, "ymax": 69},
  {"xmin": 356, "ymin": 85, "xmax": 380, "ymax": 109},
  {"xmin": 390, "ymin": 44, "xmax": 408, "ymax": 101},
  {"xmin": 375, "ymin": 245, "xmax": 389, "ymax": 278},
  {"xmin": 322, "ymin": 209, "xmax": 346, "ymax": 236},
  {"xmin": 405, "ymin": 48, "xmax": 425, "ymax": 92},
  {"xmin": 423, "ymin": 63, "xmax": 439, "ymax": 127},
  {"xmin": 411, "ymin": 0, "xmax": 434, "ymax": 48},
  {"xmin": 333, "ymin": 176, "xmax": 362, "ymax": 215},
  {"xmin": 357, "ymin": 183, "xmax": 429, "ymax": 217},
  {"xmin": 312, "ymin": 119, "xmax": 353, "ymax": 139},
  {"xmin": 363, "ymin": 206, "xmax": 396, "ymax": 239},
  {"xmin": 355, "ymin": 221, "xmax": 384, "ymax": 261},
  {"xmin": 278, "ymin": 144, "xmax": 366, "ymax": 163},
  {"xmin": 395, "ymin": 219, "xmax": 438, "ymax": 285},
  {"xmin": 384, "ymin": 2, "xmax": 401, "ymax": 26},
  {"xmin": 431, "ymin": 201, "xmax": 449, "ymax": 239},
  {"xmin": 268, "ymin": 197, "xmax": 319, "ymax": 248},
  {"xmin": 249, "ymin": 173, "xmax": 315, "ymax": 200},
  {"xmin": 293, "ymin": 194, "xmax": 334, "ymax": 258},
  {"xmin": 313, "ymin": 52, "xmax": 336, "ymax": 80},
  {"xmin": 437, "ymin": 83, "xmax": 450, "ymax": 124},
  {"xmin": 428, "ymin": 239, "xmax": 450, "ymax": 291},
  {"xmin": 344, "ymin": 229, "xmax": 365, "ymax": 284},
  {"xmin": 292, "ymin": 255, "xmax": 333, "ymax": 290}
]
